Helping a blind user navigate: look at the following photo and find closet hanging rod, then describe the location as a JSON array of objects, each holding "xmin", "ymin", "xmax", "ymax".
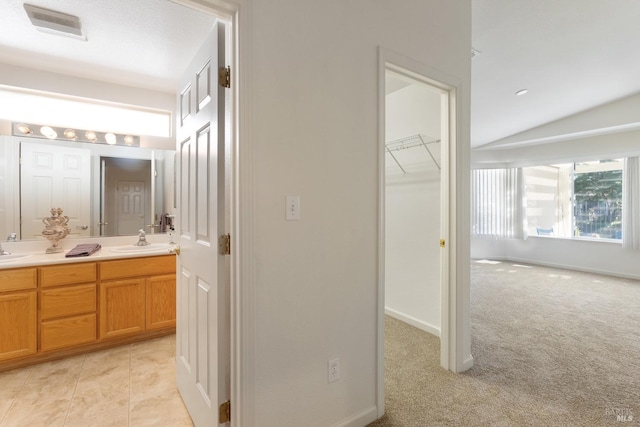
[
  {"xmin": 385, "ymin": 134, "xmax": 441, "ymax": 171},
  {"xmin": 385, "ymin": 134, "xmax": 440, "ymax": 152}
]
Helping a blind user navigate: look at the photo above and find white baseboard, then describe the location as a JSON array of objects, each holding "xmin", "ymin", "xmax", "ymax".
[
  {"xmin": 332, "ymin": 406, "xmax": 378, "ymax": 427},
  {"xmin": 485, "ymin": 255, "xmax": 640, "ymax": 281},
  {"xmin": 385, "ymin": 307, "xmax": 440, "ymax": 337},
  {"xmin": 462, "ymin": 354, "xmax": 474, "ymax": 371}
]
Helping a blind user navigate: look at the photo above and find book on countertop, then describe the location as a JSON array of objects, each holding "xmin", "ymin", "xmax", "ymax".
[{"xmin": 65, "ymin": 243, "xmax": 102, "ymax": 258}]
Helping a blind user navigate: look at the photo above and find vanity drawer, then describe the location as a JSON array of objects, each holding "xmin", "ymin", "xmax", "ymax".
[
  {"xmin": 99, "ymin": 255, "xmax": 175, "ymax": 280},
  {"xmin": 40, "ymin": 263, "xmax": 96, "ymax": 288},
  {"xmin": 0, "ymin": 268, "xmax": 37, "ymax": 293},
  {"xmin": 41, "ymin": 284, "xmax": 96, "ymax": 320},
  {"xmin": 40, "ymin": 313, "xmax": 96, "ymax": 351}
]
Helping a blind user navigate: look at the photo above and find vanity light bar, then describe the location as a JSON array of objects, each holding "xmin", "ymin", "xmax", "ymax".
[{"xmin": 12, "ymin": 122, "xmax": 140, "ymax": 147}]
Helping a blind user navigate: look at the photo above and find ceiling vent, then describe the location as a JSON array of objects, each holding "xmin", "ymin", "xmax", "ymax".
[{"xmin": 23, "ymin": 4, "xmax": 85, "ymax": 40}]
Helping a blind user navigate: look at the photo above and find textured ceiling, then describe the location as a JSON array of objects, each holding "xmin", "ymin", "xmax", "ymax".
[{"xmin": 0, "ymin": 0, "xmax": 215, "ymax": 93}]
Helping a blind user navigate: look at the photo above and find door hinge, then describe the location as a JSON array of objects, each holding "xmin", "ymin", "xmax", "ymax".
[
  {"xmin": 219, "ymin": 233, "xmax": 231, "ymax": 255},
  {"xmin": 219, "ymin": 400, "xmax": 231, "ymax": 423},
  {"xmin": 218, "ymin": 66, "xmax": 231, "ymax": 88},
  {"xmin": 440, "ymin": 239, "xmax": 446, "ymax": 248}
]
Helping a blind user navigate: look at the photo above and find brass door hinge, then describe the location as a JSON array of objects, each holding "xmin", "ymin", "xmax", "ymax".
[
  {"xmin": 218, "ymin": 66, "xmax": 231, "ymax": 88},
  {"xmin": 219, "ymin": 233, "xmax": 231, "ymax": 255},
  {"xmin": 219, "ymin": 400, "xmax": 231, "ymax": 423},
  {"xmin": 440, "ymin": 239, "xmax": 446, "ymax": 248}
]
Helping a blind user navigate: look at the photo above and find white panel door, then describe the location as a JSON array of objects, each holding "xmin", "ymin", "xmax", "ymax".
[
  {"xmin": 20, "ymin": 142, "xmax": 91, "ymax": 239},
  {"xmin": 176, "ymin": 21, "xmax": 230, "ymax": 426},
  {"xmin": 115, "ymin": 180, "xmax": 146, "ymax": 235}
]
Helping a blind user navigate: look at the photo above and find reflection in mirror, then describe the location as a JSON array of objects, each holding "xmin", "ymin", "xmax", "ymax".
[{"xmin": 0, "ymin": 136, "xmax": 175, "ymax": 241}]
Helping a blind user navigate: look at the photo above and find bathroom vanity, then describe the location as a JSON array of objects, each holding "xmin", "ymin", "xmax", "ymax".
[{"xmin": 0, "ymin": 243, "xmax": 176, "ymax": 372}]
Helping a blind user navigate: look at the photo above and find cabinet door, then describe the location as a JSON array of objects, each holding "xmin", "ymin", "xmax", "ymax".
[
  {"xmin": 99, "ymin": 278, "xmax": 145, "ymax": 339},
  {"xmin": 146, "ymin": 274, "xmax": 176, "ymax": 330},
  {"xmin": 0, "ymin": 292, "xmax": 36, "ymax": 362},
  {"xmin": 41, "ymin": 284, "xmax": 96, "ymax": 320},
  {"xmin": 41, "ymin": 314, "xmax": 96, "ymax": 352}
]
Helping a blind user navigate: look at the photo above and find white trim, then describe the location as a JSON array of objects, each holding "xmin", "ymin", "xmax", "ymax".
[
  {"xmin": 376, "ymin": 48, "xmax": 386, "ymax": 420},
  {"xmin": 385, "ymin": 308, "xmax": 440, "ymax": 337},
  {"xmin": 169, "ymin": 1, "xmax": 249, "ymax": 426},
  {"xmin": 331, "ymin": 406, "xmax": 378, "ymax": 427},
  {"xmin": 463, "ymin": 355, "xmax": 475, "ymax": 371},
  {"xmin": 377, "ymin": 45, "xmax": 471, "ymax": 420},
  {"xmin": 474, "ymin": 255, "xmax": 640, "ymax": 281}
]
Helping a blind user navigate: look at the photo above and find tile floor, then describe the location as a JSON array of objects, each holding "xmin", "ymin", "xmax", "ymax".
[{"xmin": 0, "ymin": 335, "xmax": 192, "ymax": 427}]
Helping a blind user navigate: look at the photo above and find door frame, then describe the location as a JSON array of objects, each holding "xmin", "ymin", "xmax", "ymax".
[
  {"xmin": 377, "ymin": 47, "xmax": 471, "ymax": 418},
  {"xmin": 170, "ymin": 0, "xmax": 248, "ymax": 424}
]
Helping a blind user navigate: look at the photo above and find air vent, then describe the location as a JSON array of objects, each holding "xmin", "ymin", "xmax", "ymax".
[{"xmin": 24, "ymin": 4, "xmax": 85, "ymax": 40}]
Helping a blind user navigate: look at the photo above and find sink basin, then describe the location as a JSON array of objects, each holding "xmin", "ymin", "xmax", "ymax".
[
  {"xmin": 0, "ymin": 254, "xmax": 31, "ymax": 263},
  {"xmin": 110, "ymin": 243, "xmax": 172, "ymax": 254}
]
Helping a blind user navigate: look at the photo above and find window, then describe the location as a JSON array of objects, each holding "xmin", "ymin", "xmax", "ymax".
[{"xmin": 523, "ymin": 159, "xmax": 623, "ymax": 240}]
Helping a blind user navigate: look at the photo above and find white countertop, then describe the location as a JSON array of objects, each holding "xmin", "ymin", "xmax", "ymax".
[{"xmin": 0, "ymin": 235, "xmax": 177, "ymax": 269}]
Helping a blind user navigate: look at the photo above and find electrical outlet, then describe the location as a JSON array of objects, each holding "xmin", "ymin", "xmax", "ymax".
[
  {"xmin": 285, "ymin": 195, "xmax": 300, "ymax": 220},
  {"xmin": 328, "ymin": 358, "xmax": 340, "ymax": 383}
]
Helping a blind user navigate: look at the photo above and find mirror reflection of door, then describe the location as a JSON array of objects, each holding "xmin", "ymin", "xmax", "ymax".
[
  {"xmin": 101, "ymin": 157, "xmax": 152, "ymax": 236},
  {"xmin": 20, "ymin": 142, "xmax": 91, "ymax": 239}
]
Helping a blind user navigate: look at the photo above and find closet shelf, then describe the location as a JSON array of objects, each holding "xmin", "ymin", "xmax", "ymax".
[{"xmin": 385, "ymin": 134, "xmax": 441, "ymax": 173}]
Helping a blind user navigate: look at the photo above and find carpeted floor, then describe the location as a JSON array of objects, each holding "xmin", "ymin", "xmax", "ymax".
[{"xmin": 369, "ymin": 260, "xmax": 640, "ymax": 426}]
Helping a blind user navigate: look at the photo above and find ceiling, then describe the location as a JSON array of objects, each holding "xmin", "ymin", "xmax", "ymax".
[
  {"xmin": 0, "ymin": 0, "xmax": 215, "ymax": 94},
  {"xmin": 1, "ymin": 1, "xmax": 639, "ymax": 148},
  {"xmin": 471, "ymin": 0, "xmax": 640, "ymax": 148}
]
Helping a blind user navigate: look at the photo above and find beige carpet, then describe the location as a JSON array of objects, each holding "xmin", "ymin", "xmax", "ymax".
[{"xmin": 369, "ymin": 260, "xmax": 640, "ymax": 426}]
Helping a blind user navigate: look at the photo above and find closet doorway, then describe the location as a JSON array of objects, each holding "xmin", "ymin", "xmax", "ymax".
[
  {"xmin": 384, "ymin": 70, "xmax": 443, "ymax": 337},
  {"xmin": 378, "ymin": 56, "xmax": 457, "ymax": 416}
]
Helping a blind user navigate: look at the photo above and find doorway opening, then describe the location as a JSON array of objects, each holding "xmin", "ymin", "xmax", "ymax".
[
  {"xmin": 100, "ymin": 157, "xmax": 152, "ymax": 236},
  {"xmin": 384, "ymin": 70, "xmax": 443, "ymax": 336},
  {"xmin": 378, "ymin": 54, "xmax": 457, "ymax": 417}
]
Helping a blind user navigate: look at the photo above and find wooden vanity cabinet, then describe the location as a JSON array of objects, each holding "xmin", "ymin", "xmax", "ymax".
[
  {"xmin": 0, "ymin": 254, "xmax": 175, "ymax": 371},
  {"xmin": 99, "ymin": 255, "xmax": 176, "ymax": 339},
  {"xmin": 39, "ymin": 263, "xmax": 97, "ymax": 352},
  {"xmin": 0, "ymin": 268, "xmax": 37, "ymax": 362}
]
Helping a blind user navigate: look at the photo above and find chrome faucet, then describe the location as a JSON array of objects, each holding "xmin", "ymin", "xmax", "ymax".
[
  {"xmin": 7, "ymin": 233, "xmax": 17, "ymax": 242},
  {"xmin": 134, "ymin": 229, "xmax": 150, "ymax": 246}
]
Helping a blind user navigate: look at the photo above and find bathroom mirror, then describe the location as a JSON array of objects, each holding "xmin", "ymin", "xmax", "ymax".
[{"xmin": 0, "ymin": 136, "xmax": 175, "ymax": 241}]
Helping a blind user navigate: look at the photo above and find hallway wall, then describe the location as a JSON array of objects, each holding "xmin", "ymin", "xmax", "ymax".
[{"xmin": 247, "ymin": 0, "xmax": 471, "ymax": 425}]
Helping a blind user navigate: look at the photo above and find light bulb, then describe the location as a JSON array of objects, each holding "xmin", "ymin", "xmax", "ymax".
[
  {"xmin": 40, "ymin": 126, "xmax": 57, "ymax": 139},
  {"xmin": 64, "ymin": 129, "xmax": 77, "ymax": 139},
  {"xmin": 105, "ymin": 132, "xmax": 117, "ymax": 145},
  {"xmin": 17, "ymin": 123, "xmax": 32, "ymax": 135}
]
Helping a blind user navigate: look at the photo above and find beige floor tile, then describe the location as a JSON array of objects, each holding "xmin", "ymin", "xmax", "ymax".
[
  {"xmin": 0, "ymin": 396, "xmax": 70, "ymax": 427},
  {"xmin": 129, "ymin": 394, "xmax": 192, "ymax": 427},
  {"xmin": 0, "ymin": 335, "xmax": 188, "ymax": 427},
  {"xmin": 82, "ymin": 345, "xmax": 131, "ymax": 372},
  {"xmin": 0, "ymin": 367, "xmax": 32, "ymax": 422},
  {"xmin": 130, "ymin": 367, "xmax": 178, "ymax": 406},
  {"xmin": 65, "ymin": 385, "xmax": 130, "ymax": 427}
]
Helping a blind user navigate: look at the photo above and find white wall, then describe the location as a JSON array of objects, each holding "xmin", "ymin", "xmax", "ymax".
[
  {"xmin": 472, "ymin": 237, "xmax": 640, "ymax": 279},
  {"xmin": 0, "ymin": 63, "xmax": 175, "ymax": 150},
  {"xmin": 385, "ymin": 84, "xmax": 441, "ymax": 335},
  {"xmin": 246, "ymin": 1, "xmax": 471, "ymax": 425},
  {"xmin": 472, "ymin": 103, "xmax": 640, "ymax": 280}
]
